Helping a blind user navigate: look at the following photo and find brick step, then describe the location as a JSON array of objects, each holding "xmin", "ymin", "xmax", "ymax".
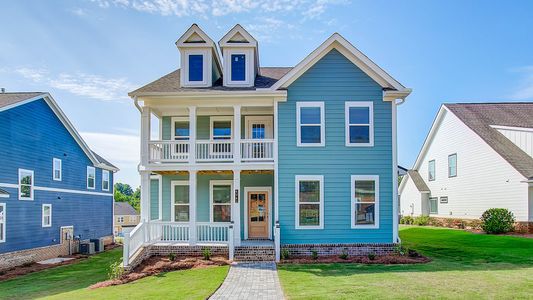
[{"xmin": 234, "ymin": 246, "xmax": 275, "ymax": 262}]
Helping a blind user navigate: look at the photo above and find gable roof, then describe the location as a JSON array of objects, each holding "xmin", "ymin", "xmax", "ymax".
[
  {"xmin": 115, "ymin": 202, "xmax": 139, "ymax": 216},
  {"xmin": 0, "ymin": 92, "xmax": 118, "ymax": 172},
  {"xmin": 175, "ymin": 24, "xmax": 223, "ymax": 76},
  {"xmin": 270, "ymin": 33, "xmax": 411, "ymax": 99},
  {"xmin": 219, "ymin": 24, "xmax": 258, "ymax": 48},
  {"xmin": 406, "ymin": 170, "xmax": 430, "ymax": 192},
  {"xmin": 128, "ymin": 67, "xmax": 292, "ymax": 96}
]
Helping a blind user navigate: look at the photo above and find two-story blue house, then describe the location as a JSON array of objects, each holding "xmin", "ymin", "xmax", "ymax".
[
  {"xmin": 0, "ymin": 92, "xmax": 118, "ymax": 270},
  {"xmin": 123, "ymin": 24, "xmax": 411, "ymax": 267}
]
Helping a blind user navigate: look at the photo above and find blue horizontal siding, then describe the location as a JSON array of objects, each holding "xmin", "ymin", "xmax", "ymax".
[{"xmin": 278, "ymin": 49, "xmax": 394, "ymax": 244}]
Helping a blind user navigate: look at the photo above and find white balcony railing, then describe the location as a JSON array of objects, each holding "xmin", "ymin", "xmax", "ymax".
[
  {"xmin": 149, "ymin": 141, "xmax": 189, "ymax": 163},
  {"xmin": 241, "ymin": 139, "xmax": 274, "ymax": 161},
  {"xmin": 196, "ymin": 140, "xmax": 234, "ymax": 162}
]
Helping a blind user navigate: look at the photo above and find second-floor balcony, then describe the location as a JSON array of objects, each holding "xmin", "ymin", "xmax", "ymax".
[{"xmin": 148, "ymin": 139, "xmax": 275, "ymax": 164}]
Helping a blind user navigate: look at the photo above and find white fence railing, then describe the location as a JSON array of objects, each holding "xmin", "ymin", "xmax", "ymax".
[
  {"xmin": 149, "ymin": 141, "xmax": 189, "ymax": 163},
  {"xmin": 196, "ymin": 222, "xmax": 230, "ymax": 243},
  {"xmin": 196, "ymin": 140, "xmax": 234, "ymax": 161},
  {"xmin": 123, "ymin": 222, "xmax": 146, "ymax": 266},
  {"xmin": 241, "ymin": 139, "xmax": 274, "ymax": 161}
]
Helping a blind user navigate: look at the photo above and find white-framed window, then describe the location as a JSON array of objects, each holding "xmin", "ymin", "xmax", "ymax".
[
  {"xmin": 210, "ymin": 180, "xmax": 232, "ymax": 223},
  {"xmin": 182, "ymin": 49, "xmax": 209, "ymax": 87},
  {"xmin": 351, "ymin": 175, "xmax": 379, "ymax": 229},
  {"xmin": 53, "ymin": 158, "xmax": 62, "ymax": 181},
  {"xmin": 448, "ymin": 154, "xmax": 457, "ymax": 178},
  {"xmin": 102, "ymin": 170, "xmax": 110, "ymax": 191},
  {"xmin": 210, "ymin": 116, "xmax": 233, "ymax": 140},
  {"xmin": 117, "ymin": 216, "xmax": 124, "ymax": 223},
  {"xmin": 171, "ymin": 117, "xmax": 190, "ymax": 141},
  {"xmin": 429, "ymin": 197, "xmax": 438, "ymax": 214},
  {"xmin": 42, "ymin": 204, "xmax": 52, "ymax": 227},
  {"xmin": 87, "ymin": 166, "xmax": 96, "ymax": 189},
  {"xmin": 188, "ymin": 54, "xmax": 204, "ymax": 82},
  {"xmin": 230, "ymin": 53, "xmax": 246, "ymax": 82},
  {"xmin": 0, "ymin": 203, "xmax": 5, "ymax": 243},
  {"xmin": 18, "ymin": 169, "xmax": 34, "ymax": 200},
  {"xmin": 171, "ymin": 181, "xmax": 190, "ymax": 222},
  {"xmin": 296, "ymin": 102, "xmax": 325, "ymax": 147},
  {"xmin": 295, "ymin": 175, "xmax": 324, "ymax": 229},
  {"xmin": 428, "ymin": 160, "xmax": 436, "ymax": 181},
  {"xmin": 345, "ymin": 101, "xmax": 374, "ymax": 147}
]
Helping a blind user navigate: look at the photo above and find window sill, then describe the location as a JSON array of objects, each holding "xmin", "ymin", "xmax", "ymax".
[{"xmin": 295, "ymin": 225, "xmax": 324, "ymax": 230}]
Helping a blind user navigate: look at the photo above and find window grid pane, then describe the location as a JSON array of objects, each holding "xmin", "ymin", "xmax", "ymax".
[{"xmin": 353, "ymin": 179, "xmax": 376, "ymax": 226}]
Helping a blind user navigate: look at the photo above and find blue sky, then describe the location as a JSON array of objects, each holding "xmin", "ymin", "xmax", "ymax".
[{"xmin": 1, "ymin": 0, "xmax": 532, "ymax": 186}]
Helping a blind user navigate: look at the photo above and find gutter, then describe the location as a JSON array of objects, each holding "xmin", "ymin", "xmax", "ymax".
[{"xmin": 133, "ymin": 96, "xmax": 142, "ymax": 113}]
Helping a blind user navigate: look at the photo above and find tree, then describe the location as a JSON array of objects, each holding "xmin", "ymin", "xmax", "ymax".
[
  {"xmin": 114, "ymin": 182, "xmax": 140, "ymax": 212},
  {"xmin": 115, "ymin": 183, "xmax": 134, "ymax": 196}
]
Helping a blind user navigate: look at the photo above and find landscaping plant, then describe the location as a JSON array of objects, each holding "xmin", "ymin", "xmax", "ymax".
[
  {"xmin": 339, "ymin": 250, "xmax": 349, "ymax": 260},
  {"xmin": 367, "ymin": 253, "xmax": 376, "ymax": 260},
  {"xmin": 311, "ymin": 250, "xmax": 318, "ymax": 260},
  {"xmin": 202, "ymin": 248, "xmax": 212, "ymax": 260},
  {"xmin": 107, "ymin": 260, "xmax": 124, "ymax": 280},
  {"xmin": 400, "ymin": 216, "xmax": 414, "ymax": 225},
  {"xmin": 281, "ymin": 249, "xmax": 290, "ymax": 260},
  {"xmin": 413, "ymin": 216, "xmax": 430, "ymax": 226},
  {"xmin": 168, "ymin": 253, "xmax": 177, "ymax": 261},
  {"xmin": 480, "ymin": 208, "xmax": 515, "ymax": 234}
]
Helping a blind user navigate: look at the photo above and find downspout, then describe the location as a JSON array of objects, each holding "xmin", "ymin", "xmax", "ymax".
[{"xmin": 133, "ymin": 96, "xmax": 143, "ymax": 172}]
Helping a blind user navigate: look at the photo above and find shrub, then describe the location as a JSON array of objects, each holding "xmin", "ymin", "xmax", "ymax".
[
  {"xmin": 408, "ymin": 249, "xmax": 420, "ymax": 258},
  {"xmin": 108, "ymin": 260, "xmax": 124, "ymax": 280},
  {"xmin": 481, "ymin": 208, "xmax": 515, "ymax": 234},
  {"xmin": 168, "ymin": 253, "xmax": 177, "ymax": 261},
  {"xmin": 367, "ymin": 253, "xmax": 376, "ymax": 260},
  {"xmin": 202, "ymin": 248, "xmax": 212, "ymax": 260},
  {"xmin": 311, "ymin": 250, "xmax": 318, "ymax": 260},
  {"xmin": 281, "ymin": 249, "xmax": 290, "ymax": 260},
  {"xmin": 413, "ymin": 216, "xmax": 430, "ymax": 226},
  {"xmin": 339, "ymin": 250, "xmax": 349, "ymax": 260},
  {"xmin": 394, "ymin": 244, "xmax": 407, "ymax": 256},
  {"xmin": 400, "ymin": 216, "xmax": 414, "ymax": 225}
]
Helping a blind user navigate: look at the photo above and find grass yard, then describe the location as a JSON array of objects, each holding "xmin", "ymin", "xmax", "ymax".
[
  {"xmin": 0, "ymin": 247, "xmax": 229, "ymax": 300},
  {"xmin": 278, "ymin": 226, "xmax": 533, "ymax": 299}
]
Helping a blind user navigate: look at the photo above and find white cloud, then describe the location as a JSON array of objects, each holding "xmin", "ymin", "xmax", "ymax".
[
  {"xmin": 70, "ymin": 7, "xmax": 87, "ymax": 16},
  {"xmin": 13, "ymin": 67, "xmax": 136, "ymax": 102},
  {"xmin": 510, "ymin": 66, "xmax": 533, "ymax": 100},
  {"xmin": 246, "ymin": 17, "xmax": 291, "ymax": 42}
]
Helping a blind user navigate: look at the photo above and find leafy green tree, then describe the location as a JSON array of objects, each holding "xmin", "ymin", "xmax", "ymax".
[
  {"xmin": 115, "ymin": 183, "xmax": 134, "ymax": 196},
  {"xmin": 114, "ymin": 182, "xmax": 140, "ymax": 212}
]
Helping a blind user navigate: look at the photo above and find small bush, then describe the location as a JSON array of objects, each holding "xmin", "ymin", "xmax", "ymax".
[
  {"xmin": 339, "ymin": 250, "xmax": 349, "ymax": 260},
  {"xmin": 281, "ymin": 249, "xmax": 290, "ymax": 260},
  {"xmin": 311, "ymin": 250, "xmax": 318, "ymax": 260},
  {"xmin": 202, "ymin": 248, "xmax": 212, "ymax": 260},
  {"xmin": 413, "ymin": 216, "xmax": 430, "ymax": 226},
  {"xmin": 408, "ymin": 249, "xmax": 420, "ymax": 258},
  {"xmin": 108, "ymin": 260, "xmax": 124, "ymax": 280},
  {"xmin": 394, "ymin": 244, "xmax": 407, "ymax": 256},
  {"xmin": 400, "ymin": 216, "xmax": 414, "ymax": 225},
  {"xmin": 481, "ymin": 208, "xmax": 515, "ymax": 234},
  {"xmin": 367, "ymin": 253, "xmax": 376, "ymax": 260},
  {"xmin": 168, "ymin": 253, "xmax": 177, "ymax": 261}
]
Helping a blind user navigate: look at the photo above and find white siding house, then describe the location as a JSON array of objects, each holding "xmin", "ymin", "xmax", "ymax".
[{"xmin": 400, "ymin": 103, "xmax": 533, "ymax": 225}]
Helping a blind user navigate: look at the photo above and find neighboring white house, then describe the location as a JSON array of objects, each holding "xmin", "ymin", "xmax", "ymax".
[{"xmin": 399, "ymin": 103, "xmax": 533, "ymax": 228}]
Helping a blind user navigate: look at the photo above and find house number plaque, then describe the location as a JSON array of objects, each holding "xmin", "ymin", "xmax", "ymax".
[{"xmin": 235, "ymin": 189, "xmax": 239, "ymax": 203}]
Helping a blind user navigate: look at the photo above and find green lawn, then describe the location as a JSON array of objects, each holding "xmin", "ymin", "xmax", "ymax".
[
  {"xmin": 0, "ymin": 247, "xmax": 229, "ymax": 300},
  {"xmin": 278, "ymin": 226, "xmax": 533, "ymax": 299}
]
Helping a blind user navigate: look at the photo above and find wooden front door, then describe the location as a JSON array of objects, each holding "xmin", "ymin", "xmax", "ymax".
[{"xmin": 248, "ymin": 191, "xmax": 269, "ymax": 239}]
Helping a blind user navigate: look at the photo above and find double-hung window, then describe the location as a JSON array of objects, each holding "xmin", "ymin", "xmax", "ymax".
[
  {"xmin": 295, "ymin": 175, "xmax": 324, "ymax": 229},
  {"xmin": 345, "ymin": 102, "xmax": 374, "ymax": 146},
  {"xmin": 429, "ymin": 197, "xmax": 438, "ymax": 214},
  {"xmin": 42, "ymin": 204, "xmax": 52, "ymax": 227},
  {"xmin": 172, "ymin": 181, "xmax": 190, "ymax": 222},
  {"xmin": 210, "ymin": 181, "xmax": 232, "ymax": 223},
  {"xmin": 0, "ymin": 203, "xmax": 5, "ymax": 243},
  {"xmin": 296, "ymin": 102, "xmax": 325, "ymax": 146},
  {"xmin": 171, "ymin": 117, "xmax": 190, "ymax": 158},
  {"xmin": 210, "ymin": 117, "xmax": 232, "ymax": 154},
  {"xmin": 231, "ymin": 54, "xmax": 246, "ymax": 81},
  {"xmin": 19, "ymin": 169, "xmax": 34, "ymax": 200},
  {"xmin": 188, "ymin": 54, "xmax": 204, "ymax": 82},
  {"xmin": 87, "ymin": 166, "xmax": 96, "ymax": 189},
  {"xmin": 117, "ymin": 216, "xmax": 124, "ymax": 223},
  {"xmin": 351, "ymin": 175, "xmax": 379, "ymax": 228},
  {"xmin": 102, "ymin": 170, "xmax": 110, "ymax": 191},
  {"xmin": 428, "ymin": 160, "xmax": 436, "ymax": 181},
  {"xmin": 53, "ymin": 158, "xmax": 62, "ymax": 181},
  {"xmin": 448, "ymin": 154, "xmax": 457, "ymax": 178}
]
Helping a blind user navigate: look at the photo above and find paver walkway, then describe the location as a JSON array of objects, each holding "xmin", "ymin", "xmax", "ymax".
[{"xmin": 210, "ymin": 262, "xmax": 284, "ymax": 300}]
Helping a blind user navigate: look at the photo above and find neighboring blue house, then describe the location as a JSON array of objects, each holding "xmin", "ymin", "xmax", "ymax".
[
  {"xmin": 123, "ymin": 24, "xmax": 411, "ymax": 267},
  {"xmin": 0, "ymin": 92, "xmax": 118, "ymax": 269}
]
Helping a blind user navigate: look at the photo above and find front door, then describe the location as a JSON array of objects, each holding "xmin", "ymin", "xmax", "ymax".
[{"xmin": 248, "ymin": 191, "xmax": 269, "ymax": 239}]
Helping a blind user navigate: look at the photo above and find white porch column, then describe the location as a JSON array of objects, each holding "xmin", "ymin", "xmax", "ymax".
[
  {"xmin": 232, "ymin": 169, "xmax": 241, "ymax": 246},
  {"xmin": 233, "ymin": 105, "xmax": 241, "ymax": 163},
  {"xmin": 189, "ymin": 106, "xmax": 197, "ymax": 164},
  {"xmin": 273, "ymin": 100, "xmax": 279, "ymax": 223},
  {"xmin": 140, "ymin": 171, "xmax": 151, "ymax": 222},
  {"xmin": 140, "ymin": 106, "xmax": 151, "ymax": 166},
  {"xmin": 189, "ymin": 170, "xmax": 197, "ymax": 245}
]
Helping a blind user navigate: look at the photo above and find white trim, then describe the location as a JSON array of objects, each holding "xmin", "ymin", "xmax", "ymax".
[
  {"xmin": 0, "ymin": 203, "xmax": 5, "ymax": 243},
  {"xmin": 243, "ymin": 186, "xmax": 273, "ymax": 240},
  {"xmin": 345, "ymin": 101, "xmax": 374, "ymax": 147},
  {"xmin": 182, "ymin": 50, "xmax": 210, "ymax": 87},
  {"xmin": 209, "ymin": 180, "xmax": 233, "ymax": 223},
  {"xmin": 158, "ymin": 175, "xmax": 163, "ymax": 220},
  {"xmin": 273, "ymin": 101, "xmax": 279, "ymax": 224},
  {"xmin": 102, "ymin": 170, "xmax": 110, "ymax": 191},
  {"xmin": 296, "ymin": 102, "xmax": 325, "ymax": 147},
  {"xmin": 87, "ymin": 166, "xmax": 96, "ymax": 190},
  {"xmin": 391, "ymin": 101, "xmax": 399, "ymax": 242},
  {"xmin": 53, "ymin": 158, "xmax": 62, "ymax": 181},
  {"xmin": 42, "ymin": 204, "xmax": 52, "ymax": 228},
  {"xmin": 0, "ymin": 183, "xmax": 112, "ymax": 196},
  {"xmin": 175, "ymin": 23, "xmax": 222, "ymax": 76},
  {"xmin": 351, "ymin": 175, "xmax": 380, "ymax": 229},
  {"xmin": 490, "ymin": 125, "xmax": 533, "ymax": 132},
  {"xmin": 18, "ymin": 169, "xmax": 34, "ymax": 201},
  {"xmin": 171, "ymin": 116, "xmax": 190, "ymax": 140},
  {"xmin": 218, "ymin": 24, "xmax": 258, "ymax": 48},
  {"xmin": 170, "ymin": 180, "xmax": 190, "ymax": 223},
  {"xmin": 295, "ymin": 175, "xmax": 324, "ymax": 230}
]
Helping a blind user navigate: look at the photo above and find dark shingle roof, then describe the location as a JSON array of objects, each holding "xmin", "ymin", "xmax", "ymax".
[
  {"xmin": 407, "ymin": 170, "xmax": 430, "ymax": 192},
  {"xmin": 445, "ymin": 103, "xmax": 533, "ymax": 178},
  {"xmin": 0, "ymin": 92, "xmax": 44, "ymax": 109},
  {"xmin": 92, "ymin": 151, "xmax": 118, "ymax": 169},
  {"xmin": 115, "ymin": 202, "xmax": 139, "ymax": 216},
  {"xmin": 129, "ymin": 67, "xmax": 292, "ymax": 96},
  {"xmin": 0, "ymin": 188, "xmax": 9, "ymax": 197}
]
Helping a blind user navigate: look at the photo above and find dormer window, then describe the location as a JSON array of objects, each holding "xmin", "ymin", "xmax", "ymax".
[
  {"xmin": 219, "ymin": 24, "xmax": 258, "ymax": 87},
  {"xmin": 189, "ymin": 54, "xmax": 204, "ymax": 82},
  {"xmin": 231, "ymin": 54, "xmax": 246, "ymax": 81}
]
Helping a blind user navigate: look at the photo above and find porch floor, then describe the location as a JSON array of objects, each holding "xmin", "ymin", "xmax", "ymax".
[{"xmin": 240, "ymin": 240, "xmax": 274, "ymax": 247}]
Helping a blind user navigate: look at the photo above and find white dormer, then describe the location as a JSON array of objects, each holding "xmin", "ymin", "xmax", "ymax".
[
  {"xmin": 219, "ymin": 25, "xmax": 259, "ymax": 88},
  {"xmin": 176, "ymin": 24, "xmax": 222, "ymax": 88}
]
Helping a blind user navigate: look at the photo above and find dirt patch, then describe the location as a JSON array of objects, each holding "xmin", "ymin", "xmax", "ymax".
[
  {"xmin": 0, "ymin": 254, "xmax": 87, "ymax": 281},
  {"xmin": 280, "ymin": 253, "xmax": 430, "ymax": 265},
  {"xmin": 90, "ymin": 256, "xmax": 230, "ymax": 289}
]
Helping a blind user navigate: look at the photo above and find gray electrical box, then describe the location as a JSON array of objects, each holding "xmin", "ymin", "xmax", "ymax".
[
  {"xmin": 80, "ymin": 240, "xmax": 95, "ymax": 255},
  {"xmin": 90, "ymin": 238, "xmax": 105, "ymax": 252}
]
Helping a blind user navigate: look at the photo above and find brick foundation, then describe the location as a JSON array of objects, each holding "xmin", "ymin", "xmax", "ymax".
[{"xmin": 281, "ymin": 243, "xmax": 397, "ymax": 257}]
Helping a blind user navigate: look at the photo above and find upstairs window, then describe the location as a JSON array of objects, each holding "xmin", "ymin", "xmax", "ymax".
[
  {"xmin": 295, "ymin": 175, "xmax": 324, "ymax": 229},
  {"xmin": 231, "ymin": 54, "xmax": 246, "ymax": 81},
  {"xmin": 351, "ymin": 175, "xmax": 379, "ymax": 228},
  {"xmin": 172, "ymin": 181, "xmax": 190, "ymax": 222},
  {"xmin": 87, "ymin": 166, "xmax": 96, "ymax": 189},
  {"xmin": 102, "ymin": 170, "xmax": 110, "ymax": 191},
  {"xmin": 53, "ymin": 158, "xmax": 62, "ymax": 181},
  {"xmin": 19, "ymin": 169, "xmax": 34, "ymax": 200},
  {"xmin": 428, "ymin": 160, "xmax": 436, "ymax": 181},
  {"xmin": 188, "ymin": 54, "xmax": 203, "ymax": 82},
  {"xmin": 172, "ymin": 117, "xmax": 190, "ymax": 141},
  {"xmin": 211, "ymin": 117, "xmax": 232, "ymax": 140},
  {"xmin": 297, "ymin": 102, "xmax": 325, "ymax": 147},
  {"xmin": 42, "ymin": 204, "xmax": 52, "ymax": 227},
  {"xmin": 448, "ymin": 154, "xmax": 457, "ymax": 178},
  {"xmin": 345, "ymin": 102, "xmax": 374, "ymax": 146}
]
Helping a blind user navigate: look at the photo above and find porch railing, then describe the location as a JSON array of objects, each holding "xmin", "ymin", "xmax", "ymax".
[
  {"xmin": 148, "ymin": 141, "xmax": 189, "ymax": 163},
  {"xmin": 196, "ymin": 140, "xmax": 234, "ymax": 162},
  {"xmin": 241, "ymin": 139, "xmax": 274, "ymax": 161}
]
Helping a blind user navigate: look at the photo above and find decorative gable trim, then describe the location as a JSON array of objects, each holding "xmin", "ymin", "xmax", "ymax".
[
  {"xmin": 271, "ymin": 33, "xmax": 411, "ymax": 98},
  {"xmin": 218, "ymin": 24, "xmax": 258, "ymax": 48}
]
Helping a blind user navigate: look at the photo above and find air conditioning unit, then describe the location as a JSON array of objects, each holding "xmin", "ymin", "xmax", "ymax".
[
  {"xmin": 90, "ymin": 238, "xmax": 105, "ymax": 253},
  {"xmin": 80, "ymin": 240, "xmax": 95, "ymax": 255}
]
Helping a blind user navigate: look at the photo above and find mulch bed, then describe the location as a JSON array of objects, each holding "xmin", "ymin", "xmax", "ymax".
[
  {"xmin": 90, "ymin": 255, "xmax": 231, "ymax": 289},
  {"xmin": 280, "ymin": 253, "xmax": 430, "ymax": 265},
  {"xmin": 0, "ymin": 254, "xmax": 87, "ymax": 281}
]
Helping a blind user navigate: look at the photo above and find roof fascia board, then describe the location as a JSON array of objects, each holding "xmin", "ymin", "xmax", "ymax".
[
  {"xmin": 0, "ymin": 94, "xmax": 46, "ymax": 113},
  {"xmin": 412, "ymin": 105, "xmax": 448, "ymax": 171},
  {"xmin": 135, "ymin": 90, "xmax": 287, "ymax": 99},
  {"xmin": 218, "ymin": 24, "xmax": 258, "ymax": 48}
]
